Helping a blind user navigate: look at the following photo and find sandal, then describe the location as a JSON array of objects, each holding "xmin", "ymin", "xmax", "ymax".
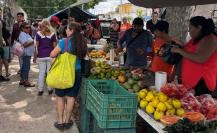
[
  {"xmin": 54, "ymin": 122, "xmax": 65, "ymax": 131},
  {"xmin": 6, "ymin": 74, "xmax": 11, "ymax": 77},
  {"xmin": 64, "ymin": 120, "xmax": 73, "ymax": 130},
  {"xmin": 24, "ymin": 81, "xmax": 35, "ymax": 87}
]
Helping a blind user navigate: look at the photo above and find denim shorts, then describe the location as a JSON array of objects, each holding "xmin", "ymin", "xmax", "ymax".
[{"xmin": 55, "ymin": 70, "xmax": 81, "ymax": 97}]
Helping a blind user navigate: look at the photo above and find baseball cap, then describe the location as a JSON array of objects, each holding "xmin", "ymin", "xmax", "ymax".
[{"xmin": 50, "ymin": 16, "xmax": 60, "ymax": 25}]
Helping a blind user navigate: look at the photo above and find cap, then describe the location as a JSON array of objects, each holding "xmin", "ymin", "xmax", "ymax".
[{"xmin": 50, "ymin": 16, "xmax": 60, "ymax": 25}]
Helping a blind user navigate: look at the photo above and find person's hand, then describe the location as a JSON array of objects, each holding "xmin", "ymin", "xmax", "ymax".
[
  {"xmin": 123, "ymin": 48, "xmax": 127, "ymax": 53},
  {"xmin": 136, "ymin": 48, "xmax": 145, "ymax": 55},
  {"xmin": 33, "ymin": 58, "xmax": 37, "ymax": 63}
]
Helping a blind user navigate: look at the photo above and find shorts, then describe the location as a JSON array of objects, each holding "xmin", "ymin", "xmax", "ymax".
[
  {"xmin": 55, "ymin": 70, "xmax": 81, "ymax": 97},
  {"xmin": 0, "ymin": 46, "xmax": 10, "ymax": 60}
]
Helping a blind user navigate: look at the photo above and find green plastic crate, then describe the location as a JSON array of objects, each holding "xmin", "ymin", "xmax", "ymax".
[
  {"xmin": 86, "ymin": 80, "xmax": 138, "ymax": 129},
  {"xmin": 79, "ymin": 105, "xmax": 94, "ymax": 133},
  {"xmin": 93, "ymin": 118, "xmax": 136, "ymax": 133},
  {"xmin": 80, "ymin": 78, "xmax": 87, "ymax": 105}
]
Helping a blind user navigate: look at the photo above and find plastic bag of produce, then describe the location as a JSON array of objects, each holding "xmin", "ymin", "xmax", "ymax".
[
  {"xmin": 161, "ymin": 83, "xmax": 187, "ymax": 99},
  {"xmin": 181, "ymin": 93, "xmax": 202, "ymax": 112}
]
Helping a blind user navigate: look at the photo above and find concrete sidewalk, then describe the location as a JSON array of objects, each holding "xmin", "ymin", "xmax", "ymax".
[{"xmin": 0, "ymin": 57, "xmax": 79, "ymax": 133}]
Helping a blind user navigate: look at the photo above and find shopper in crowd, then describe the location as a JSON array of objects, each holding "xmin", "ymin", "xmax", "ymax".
[
  {"xmin": 58, "ymin": 19, "xmax": 68, "ymax": 39},
  {"xmin": 31, "ymin": 22, "xmax": 39, "ymax": 39},
  {"xmin": 11, "ymin": 12, "xmax": 25, "ymax": 74},
  {"xmin": 18, "ymin": 22, "xmax": 35, "ymax": 87},
  {"xmin": 50, "ymin": 16, "xmax": 60, "ymax": 38},
  {"xmin": 50, "ymin": 22, "xmax": 87, "ymax": 131},
  {"xmin": 0, "ymin": 9, "xmax": 10, "ymax": 81},
  {"xmin": 109, "ymin": 18, "xmax": 120, "ymax": 48},
  {"xmin": 119, "ymin": 17, "xmax": 153, "ymax": 68},
  {"xmin": 146, "ymin": 12, "xmax": 159, "ymax": 34},
  {"xmin": 149, "ymin": 21, "xmax": 182, "ymax": 80},
  {"xmin": 33, "ymin": 19, "xmax": 57, "ymax": 96},
  {"xmin": 86, "ymin": 23, "xmax": 101, "ymax": 44},
  {"xmin": 119, "ymin": 17, "xmax": 131, "ymax": 39},
  {"xmin": 171, "ymin": 16, "xmax": 217, "ymax": 96}
]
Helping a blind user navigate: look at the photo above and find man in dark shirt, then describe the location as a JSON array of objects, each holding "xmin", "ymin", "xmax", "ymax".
[
  {"xmin": 146, "ymin": 12, "xmax": 159, "ymax": 34},
  {"xmin": 11, "ymin": 12, "xmax": 24, "ymax": 74},
  {"xmin": 119, "ymin": 17, "xmax": 153, "ymax": 68},
  {"xmin": 11, "ymin": 12, "xmax": 24, "ymax": 44}
]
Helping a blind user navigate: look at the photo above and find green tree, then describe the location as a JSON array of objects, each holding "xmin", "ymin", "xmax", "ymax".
[
  {"xmin": 136, "ymin": 9, "xmax": 144, "ymax": 18},
  {"xmin": 16, "ymin": 0, "xmax": 100, "ymax": 19}
]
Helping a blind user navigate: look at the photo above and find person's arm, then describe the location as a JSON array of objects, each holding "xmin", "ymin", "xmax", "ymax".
[
  {"xmin": 11, "ymin": 24, "xmax": 16, "ymax": 44},
  {"xmin": 118, "ymin": 30, "xmax": 128, "ymax": 49},
  {"xmin": 33, "ymin": 41, "xmax": 39, "ymax": 63},
  {"xmin": 50, "ymin": 45, "xmax": 61, "ymax": 58},
  {"xmin": 52, "ymin": 34, "xmax": 57, "ymax": 47},
  {"xmin": 171, "ymin": 37, "xmax": 217, "ymax": 63}
]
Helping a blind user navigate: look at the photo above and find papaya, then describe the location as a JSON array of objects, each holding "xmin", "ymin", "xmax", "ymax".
[
  {"xmin": 183, "ymin": 112, "xmax": 205, "ymax": 123},
  {"xmin": 160, "ymin": 115, "xmax": 181, "ymax": 125}
]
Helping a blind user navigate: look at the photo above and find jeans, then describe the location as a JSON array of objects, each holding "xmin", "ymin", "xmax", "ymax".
[
  {"xmin": 21, "ymin": 56, "xmax": 31, "ymax": 80},
  {"xmin": 19, "ymin": 56, "xmax": 23, "ymax": 70},
  {"xmin": 38, "ymin": 57, "xmax": 52, "ymax": 91}
]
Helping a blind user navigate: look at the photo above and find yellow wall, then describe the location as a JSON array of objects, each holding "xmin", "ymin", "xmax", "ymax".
[{"xmin": 118, "ymin": 3, "xmax": 132, "ymax": 14}]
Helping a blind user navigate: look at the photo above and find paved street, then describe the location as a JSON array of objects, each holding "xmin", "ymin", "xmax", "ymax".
[{"xmin": 0, "ymin": 57, "xmax": 79, "ymax": 133}]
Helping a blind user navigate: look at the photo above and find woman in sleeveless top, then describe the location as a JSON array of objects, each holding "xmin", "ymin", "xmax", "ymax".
[{"xmin": 171, "ymin": 16, "xmax": 217, "ymax": 96}]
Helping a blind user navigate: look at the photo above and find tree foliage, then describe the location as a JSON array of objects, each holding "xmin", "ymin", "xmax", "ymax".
[{"xmin": 16, "ymin": 0, "xmax": 99, "ymax": 19}]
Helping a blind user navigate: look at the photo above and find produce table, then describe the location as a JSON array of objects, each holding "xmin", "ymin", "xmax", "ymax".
[{"xmin": 137, "ymin": 108, "xmax": 166, "ymax": 133}]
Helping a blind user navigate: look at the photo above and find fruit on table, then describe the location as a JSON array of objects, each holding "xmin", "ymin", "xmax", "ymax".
[
  {"xmin": 118, "ymin": 75, "xmax": 126, "ymax": 83},
  {"xmin": 138, "ymin": 89, "xmax": 185, "ymax": 121},
  {"xmin": 146, "ymin": 104, "xmax": 155, "ymax": 114},
  {"xmin": 176, "ymin": 108, "xmax": 185, "ymax": 117},
  {"xmin": 140, "ymin": 100, "xmax": 148, "ymax": 109},
  {"xmin": 157, "ymin": 102, "xmax": 167, "ymax": 112},
  {"xmin": 183, "ymin": 112, "xmax": 205, "ymax": 123},
  {"xmin": 172, "ymin": 99, "xmax": 182, "ymax": 109},
  {"xmin": 138, "ymin": 91, "xmax": 147, "ymax": 99},
  {"xmin": 145, "ymin": 92, "xmax": 154, "ymax": 102},
  {"xmin": 154, "ymin": 111, "xmax": 164, "ymax": 120},
  {"xmin": 89, "ymin": 50, "xmax": 106, "ymax": 58},
  {"xmin": 159, "ymin": 92, "xmax": 168, "ymax": 102},
  {"xmin": 133, "ymin": 84, "xmax": 140, "ymax": 93},
  {"xmin": 160, "ymin": 115, "xmax": 181, "ymax": 125}
]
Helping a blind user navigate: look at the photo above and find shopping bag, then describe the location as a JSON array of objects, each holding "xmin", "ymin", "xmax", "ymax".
[
  {"xmin": 12, "ymin": 41, "xmax": 24, "ymax": 57},
  {"xmin": 46, "ymin": 38, "xmax": 76, "ymax": 89}
]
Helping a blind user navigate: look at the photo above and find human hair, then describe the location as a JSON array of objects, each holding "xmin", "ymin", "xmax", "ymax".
[
  {"xmin": 190, "ymin": 16, "xmax": 217, "ymax": 44},
  {"xmin": 41, "ymin": 19, "xmax": 52, "ymax": 32},
  {"xmin": 61, "ymin": 19, "xmax": 68, "ymax": 26},
  {"xmin": 20, "ymin": 22, "xmax": 29, "ymax": 31},
  {"xmin": 154, "ymin": 20, "xmax": 169, "ymax": 34},
  {"xmin": 67, "ymin": 22, "xmax": 87, "ymax": 59},
  {"xmin": 133, "ymin": 17, "xmax": 144, "ymax": 26},
  {"xmin": 17, "ymin": 12, "xmax": 24, "ymax": 16}
]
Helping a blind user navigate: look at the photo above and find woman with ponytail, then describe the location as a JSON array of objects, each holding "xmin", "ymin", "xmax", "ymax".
[
  {"xmin": 172, "ymin": 16, "xmax": 217, "ymax": 96},
  {"xmin": 50, "ymin": 22, "xmax": 87, "ymax": 131}
]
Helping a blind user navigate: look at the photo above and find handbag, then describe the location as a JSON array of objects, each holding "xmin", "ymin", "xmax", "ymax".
[
  {"xmin": 157, "ymin": 42, "xmax": 182, "ymax": 65},
  {"xmin": 46, "ymin": 38, "xmax": 76, "ymax": 89},
  {"xmin": 12, "ymin": 41, "xmax": 24, "ymax": 57}
]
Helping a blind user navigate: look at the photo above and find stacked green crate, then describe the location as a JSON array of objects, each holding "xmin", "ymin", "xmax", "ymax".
[{"xmin": 86, "ymin": 80, "xmax": 138, "ymax": 129}]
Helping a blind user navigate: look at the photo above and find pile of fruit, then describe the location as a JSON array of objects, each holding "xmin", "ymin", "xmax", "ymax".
[
  {"xmin": 89, "ymin": 50, "xmax": 106, "ymax": 58},
  {"xmin": 138, "ymin": 89, "xmax": 185, "ymax": 121},
  {"xmin": 89, "ymin": 61, "xmax": 128, "ymax": 80}
]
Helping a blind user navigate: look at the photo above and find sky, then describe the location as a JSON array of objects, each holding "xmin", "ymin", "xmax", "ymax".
[{"xmin": 89, "ymin": 0, "xmax": 129, "ymax": 15}]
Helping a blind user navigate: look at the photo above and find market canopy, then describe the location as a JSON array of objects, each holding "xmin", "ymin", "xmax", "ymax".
[
  {"xmin": 49, "ymin": 0, "xmax": 96, "ymax": 21},
  {"xmin": 128, "ymin": 0, "xmax": 217, "ymax": 8}
]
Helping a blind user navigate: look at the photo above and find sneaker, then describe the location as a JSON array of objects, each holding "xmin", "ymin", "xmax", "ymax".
[
  {"xmin": 23, "ymin": 81, "xmax": 35, "ymax": 87},
  {"xmin": 0, "ymin": 75, "xmax": 10, "ymax": 82},
  {"xmin": 48, "ymin": 90, "xmax": 53, "ymax": 95},
  {"xmin": 38, "ymin": 91, "xmax": 44, "ymax": 96}
]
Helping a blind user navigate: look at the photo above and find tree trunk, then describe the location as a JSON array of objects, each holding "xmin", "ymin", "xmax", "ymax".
[{"xmin": 165, "ymin": 6, "xmax": 193, "ymax": 42}]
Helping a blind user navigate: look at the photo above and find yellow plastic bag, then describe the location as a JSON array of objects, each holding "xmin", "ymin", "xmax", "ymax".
[{"xmin": 46, "ymin": 52, "xmax": 76, "ymax": 89}]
